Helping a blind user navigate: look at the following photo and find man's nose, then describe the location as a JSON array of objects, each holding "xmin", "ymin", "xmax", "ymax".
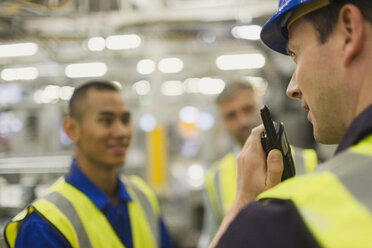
[
  {"xmin": 286, "ymin": 71, "xmax": 302, "ymax": 99},
  {"xmin": 112, "ymin": 122, "xmax": 132, "ymax": 137},
  {"xmin": 237, "ymin": 112, "xmax": 250, "ymax": 126}
]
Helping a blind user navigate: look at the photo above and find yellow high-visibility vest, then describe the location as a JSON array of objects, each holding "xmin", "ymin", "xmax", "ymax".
[
  {"xmin": 258, "ymin": 135, "xmax": 372, "ymax": 247},
  {"xmin": 4, "ymin": 175, "xmax": 161, "ymax": 248},
  {"xmin": 205, "ymin": 146, "xmax": 318, "ymax": 222}
]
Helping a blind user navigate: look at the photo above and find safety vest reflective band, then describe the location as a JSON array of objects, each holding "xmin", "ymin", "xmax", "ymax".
[
  {"xmin": 4, "ymin": 175, "xmax": 160, "ymax": 248},
  {"xmin": 205, "ymin": 153, "xmax": 236, "ymax": 222},
  {"xmin": 258, "ymin": 135, "xmax": 372, "ymax": 247},
  {"xmin": 291, "ymin": 146, "xmax": 318, "ymax": 175},
  {"xmin": 205, "ymin": 148, "xmax": 318, "ymax": 222}
]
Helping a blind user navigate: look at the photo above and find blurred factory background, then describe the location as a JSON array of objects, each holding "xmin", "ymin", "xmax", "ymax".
[{"xmin": 0, "ymin": 0, "xmax": 337, "ymax": 247}]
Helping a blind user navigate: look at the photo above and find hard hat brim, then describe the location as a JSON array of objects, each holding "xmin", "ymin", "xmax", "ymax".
[
  {"xmin": 260, "ymin": 11, "xmax": 290, "ymax": 55},
  {"xmin": 260, "ymin": 0, "xmax": 331, "ymax": 55}
]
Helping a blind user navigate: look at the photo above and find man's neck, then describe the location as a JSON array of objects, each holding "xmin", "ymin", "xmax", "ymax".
[{"xmin": 75, "ymin": 155, "xmax": 118, "ymax": 201}]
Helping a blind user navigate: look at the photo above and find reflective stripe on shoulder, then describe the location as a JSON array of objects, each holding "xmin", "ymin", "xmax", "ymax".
[
  {"xmin": 205, "ymin": 168, "xmax": 222, "ymax": 222},
  {"xmin": 42, "ymin": 191, "xmax": 92, "ymax": 248},
  {"xmin": 292, "ymin": 147, "xmax": 306, "ymax": 175},
  {"xmin": 323, "ymin": 150, "xmax": 372, "ymax": 213},
  {"xmin": 49, "ymin": 179, "xmax": 125, "ymax": 248},
  {"xmin": 206, "ymin": 153, "xmax": 237, "ymax": 221},
  {"xmin": 128, "ymin": 176, "xmax": 160, "ymax": 246},
  {"xmin": 213, "ymin": 168, "xmax": 225, "ymax": 222},
  {"xmin": 291, "ymin": 147, "xmax": 318, "ymax": 175}
]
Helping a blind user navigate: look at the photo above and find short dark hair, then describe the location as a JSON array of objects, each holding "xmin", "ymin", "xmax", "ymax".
[
  {"xmin": 216, "ymin": 80, "xmax": 254, "ymax": 105},
  {"xmin": 304, "ymin": 0, "xmax": 372, "ymax": 44},
  {"xmin": 68, "ymin": 80, "xmax": 120, "ymax": 121}
]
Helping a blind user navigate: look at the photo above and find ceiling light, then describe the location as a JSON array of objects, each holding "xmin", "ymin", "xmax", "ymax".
[
  {"xmin": 133, "ymin": 80, "xmax": 151, "ymax": 95},
  {"xmin": 1, "ymin": 67, "xmax": 38, "ymax": 81},
  {"xmin": 199, "ymin": 77, "xmax": 225, "ymax": 95},
  {"xmin": 232, "ymin": 25, "xmax": 262, "ymax": 40},
  {"xmin": 65, "ymin": 62, "xmax": 107, "ymax": 78},
  {"xmin": 87, "ymin": 37, "xmax": 105, "ymax": 51},
  {"xmin": 106, "ymin": 34, "xmax": 141, "ymax": 50},
  {"xmin": 44, "ymin": 85, "xmax": 60, "ymax": 102},
  {"xmin": 161, "ymin": 80, "xmax": 184, "ymax": 96},
  {"xmin": 137, "ymin": 59, "xmax": 156, "ymax": 75},
  {"xmin": 184, "ymin": 78, "xmax": 201, "ymax": 93},
  {"xmin": 0, "ymin": 42, "xmax": 38, "ymax": 58},
  {"xmin": 216, "ymin": 53, "xmax": 265, "ymax": 70},
  {"xmin": 158, "ymin": 58, "xmax": 184, "ymax": 74},
  {"xmin": 59, "ymin": 86, "xmax": 75, "ymax": 101}
]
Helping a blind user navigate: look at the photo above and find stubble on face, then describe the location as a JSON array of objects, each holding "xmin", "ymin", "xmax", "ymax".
[
  {"xmin": 288, "ymin": 19, "xmax": 350, "ymax": 145},
  {"xmin": 219, "ymin": 90, "xmax": 261, "ymax": 147}
]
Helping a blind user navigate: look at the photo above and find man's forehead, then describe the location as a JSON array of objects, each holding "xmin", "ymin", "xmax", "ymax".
[{"xmin": 84, "ymin": 90, "xmax": 128, "ymax": 110}]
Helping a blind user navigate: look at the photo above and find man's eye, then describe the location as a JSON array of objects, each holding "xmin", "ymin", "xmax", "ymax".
[
  {"xmin": 100, "ymin": 118, "xmax": 112, "ymax": 125},
  {"xmin": 122, "ymin": 113, "xmax": 131, "ymax": 124},
  {"xmin": 289, "ymin": 51, "xmax": 296, "ymax": 57},
  {"xmin": 225, "ymin": 113, "xmax": 236, "ymax": 121},
  {"xmin": 244, "ymin": 106, "xmax": 254, "ymax": 114}
]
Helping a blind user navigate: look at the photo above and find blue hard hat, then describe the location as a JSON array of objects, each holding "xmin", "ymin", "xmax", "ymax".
[{"xmin": 260, "ymin": 0, "xmax": 332, "ymax": 55}]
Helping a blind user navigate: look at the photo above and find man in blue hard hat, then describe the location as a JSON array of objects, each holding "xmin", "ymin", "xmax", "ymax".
[{"xmin": 209, "ymin": 0, "xmax": 372, "ymax": 247}]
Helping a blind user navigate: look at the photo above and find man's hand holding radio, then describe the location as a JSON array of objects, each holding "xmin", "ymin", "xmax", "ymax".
[{"xmin": 235, "ymin": 124, "xmax": 284, "ymax": 209}]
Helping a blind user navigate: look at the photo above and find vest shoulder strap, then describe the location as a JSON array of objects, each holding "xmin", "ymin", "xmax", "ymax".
[{"xmin": 124, "ymin": 175, "xmax": 160, "ymax": 248}]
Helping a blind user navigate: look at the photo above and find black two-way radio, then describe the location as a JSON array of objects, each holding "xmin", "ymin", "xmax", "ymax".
[{"xmin": 260, "ymin": 105, "xmax": 295, "ymax": 181}]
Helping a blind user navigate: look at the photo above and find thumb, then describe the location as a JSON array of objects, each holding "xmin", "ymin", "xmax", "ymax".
[{"xmin": 266, "ymin": 149, "xmax": 283, "ymax": 188}]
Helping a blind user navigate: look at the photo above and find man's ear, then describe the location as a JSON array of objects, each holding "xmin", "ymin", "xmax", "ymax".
[
  {"xmin": 63, "ymin": 117, "xmax": 80, "ymax": 143},
  {"xmin": 339, "ymin": 4, "xmax": 364, "ymax": 66}
]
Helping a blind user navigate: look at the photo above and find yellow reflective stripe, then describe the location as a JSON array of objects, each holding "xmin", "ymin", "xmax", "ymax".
[
  {"xmin": 127, "ymin": 185, "xmax": 157, "ymax": 248},
  {"xmin": 50, "ymin": 179, "xmax": 124, "ymax": 248},
  {"xmin": 205, "ymin": 168, "xmax": 222, "ymax": 221},
  {"xmin": 259, "ymin": 172, "xmax": 372, "ymax": 247},
  {"xmin": 303, "ymin": 149, "xmax": 318, "ymax": 173},
  {"xmin": 5, "ymin": 209, "xmax": 29, "ymax": 248},
  {"xmin": 130, "ymin": 175, "xmax": 160, "ymax": 216},
  {"xmin": 349, "ymin": 135, "xmax": 372, "ymax": 156},
  {"xmin": 33, "ymin": 199, "xmax": 80, "ymax": 248},
  {"xmin": 219, "ymin": 153, "xmax": 237, "ymax": 215}
]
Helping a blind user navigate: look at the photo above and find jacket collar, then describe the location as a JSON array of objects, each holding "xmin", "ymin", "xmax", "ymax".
[
  {"xmin": 336, "ymin": 105, "xmax": 372, "ymax": 154},
  {"xmin": 65, "ymin": 159, "xmax": 132, "ymax": 210}
]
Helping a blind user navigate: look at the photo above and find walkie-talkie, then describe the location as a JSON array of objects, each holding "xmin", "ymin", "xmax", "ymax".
[{"xmin": 260, "ymin": 105, "xmax": 295, "ymax": 181}]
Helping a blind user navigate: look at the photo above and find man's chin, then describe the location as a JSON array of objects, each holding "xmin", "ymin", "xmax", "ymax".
[
  {"xmin": 104, "ymin": 158, "xmax": 126, "ymax": 168},
  {"xmin": 314, "ymin": 129, "xmax": 342, "ymax": 145}
]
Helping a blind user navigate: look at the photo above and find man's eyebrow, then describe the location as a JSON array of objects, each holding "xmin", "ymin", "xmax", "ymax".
[
  {"xmin": 98, "ymin": 111, "xmax": 131, "ymax": 116},
  {"xmin": 98, "ymin": 111, "xmax": 114, "ymax": 116}
]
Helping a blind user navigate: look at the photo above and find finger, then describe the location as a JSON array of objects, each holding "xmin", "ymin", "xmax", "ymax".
[
  {"xmin": 241, "ymin": 124, "xmax": 265, "ymax": 151},
  {"xmin": 266, "ymin": 149, "xmax": 283, "ymax": 188}
]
